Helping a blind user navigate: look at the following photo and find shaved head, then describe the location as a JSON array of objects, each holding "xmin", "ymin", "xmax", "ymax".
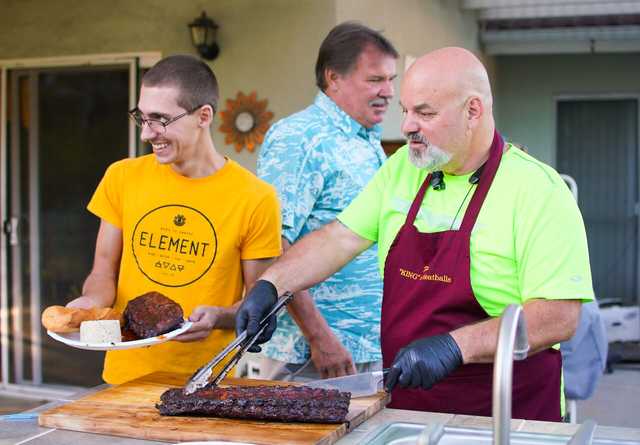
[
  {"xmin": 400, "ymin": 47, "xmax": 496, "ymax": 174},
  {"xmin": 404, "ymin": 47, "xmax": 492, "ymax": 113}
]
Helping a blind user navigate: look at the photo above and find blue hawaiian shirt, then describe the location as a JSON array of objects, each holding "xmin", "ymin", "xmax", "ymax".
[{"xmin": 257, "ymin": 92, "xmax": 386, "ymax": 364}]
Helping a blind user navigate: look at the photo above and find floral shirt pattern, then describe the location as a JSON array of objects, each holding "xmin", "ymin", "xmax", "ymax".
[{"xmin": 257, "ymin": 92, "xmax": 386, "ymax": 364}]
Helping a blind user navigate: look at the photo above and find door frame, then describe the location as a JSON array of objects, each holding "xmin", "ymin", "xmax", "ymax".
[
  {"xmin": 553, "ymin": 93, "xmax": 640, "ymax": 305},
  {"xmin": 0, "ymin": 52, "xmax": 160, "ymax": 395}
]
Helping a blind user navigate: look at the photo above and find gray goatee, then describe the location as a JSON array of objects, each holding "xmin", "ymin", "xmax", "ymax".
[{"xmin": 406, "ymin": 133, "xmax": 452, "ymax": 171}]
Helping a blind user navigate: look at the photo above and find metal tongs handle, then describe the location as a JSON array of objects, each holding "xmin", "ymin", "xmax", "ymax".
[{"xmin": 184, "ymin": 291, "xmax": 293, "ymax": 394}]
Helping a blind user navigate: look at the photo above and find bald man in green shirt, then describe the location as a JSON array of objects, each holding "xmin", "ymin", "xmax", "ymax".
[{"xmin": 237, "ymin": 47, "xmax": 593, "ymax": 420}]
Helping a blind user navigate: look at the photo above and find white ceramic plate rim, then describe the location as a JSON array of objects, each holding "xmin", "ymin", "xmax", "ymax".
[{"xmin": 47, "ymin": 320, "xmax": 192, "ymax": 351}]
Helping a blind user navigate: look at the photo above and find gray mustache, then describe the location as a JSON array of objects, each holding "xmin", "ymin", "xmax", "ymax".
[
  {"xmin": 369, "ymin": 98, "xmax": 388, "ymax": 107},
  {"xmin": 406, "ymin": 133, "xmax": 428, "ymax": 144}
]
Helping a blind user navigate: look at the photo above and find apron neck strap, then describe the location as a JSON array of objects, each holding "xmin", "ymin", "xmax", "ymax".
[
  {"xmin": 459, "ymin": 130, "xmax": 505, "ymax": 233},
  {"xmin": 407, "ymin": 173, "xmax": 433, "ymax": 224}
]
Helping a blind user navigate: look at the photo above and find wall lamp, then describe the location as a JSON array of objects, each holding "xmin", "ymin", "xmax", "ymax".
[{"xmin": 189, "ymin": 11, "xmax": 220, "ymax": 61}]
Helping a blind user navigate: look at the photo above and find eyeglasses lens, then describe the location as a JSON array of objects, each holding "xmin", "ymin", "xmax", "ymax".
[{"xmin": 129, "ymin": 112, "xmax": 166, "ymax": 134}]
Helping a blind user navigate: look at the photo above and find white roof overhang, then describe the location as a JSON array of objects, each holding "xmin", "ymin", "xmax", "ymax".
[{"xmin": 461, "ymin": 0, "xmax": 640, "ymax": 54}]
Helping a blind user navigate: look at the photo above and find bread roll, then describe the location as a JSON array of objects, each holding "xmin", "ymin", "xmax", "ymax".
[{"xmin": 41, "ymin": 306, "xmax": 122, "ymax": 333}]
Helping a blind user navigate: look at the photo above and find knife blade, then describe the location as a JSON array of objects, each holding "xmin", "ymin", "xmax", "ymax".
[{"xmin": 304, "ymin": 369, "xmax": 388, "ymax": 398}]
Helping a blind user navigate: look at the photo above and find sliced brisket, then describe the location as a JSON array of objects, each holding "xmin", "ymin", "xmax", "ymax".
[
  {"xmin": 123, "ymin": 291, "xmax": 183, "ymax": 339},
  {"xmin": 156, "ymin": 385, "xmax": 351, "ymax": 423}
]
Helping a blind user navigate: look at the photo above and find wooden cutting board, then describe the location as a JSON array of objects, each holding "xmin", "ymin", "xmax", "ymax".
[{"xmin": 39, "ymin": 371, "xmax": 389, "ymax": 444}]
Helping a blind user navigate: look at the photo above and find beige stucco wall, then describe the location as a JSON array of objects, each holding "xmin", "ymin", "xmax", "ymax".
[
  {"xmin": 495, "ymin": 53, "xmax": 640, "ymax": 167},
  {"xmin": 0, "ymin": 0, "xmax": 336, "ymax": 171},
  {"xmin": 336, "ymin": 0, "xmax": 479, "ymax": 55},
  {"xmin": 0, "ymin": 0, "xmax": 485, "ymax": 170}
]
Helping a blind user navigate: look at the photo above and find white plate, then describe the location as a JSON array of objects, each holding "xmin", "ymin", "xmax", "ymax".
[{"xmin": 47, "ymin": 320, "xmax": 192, "ymax": 351}]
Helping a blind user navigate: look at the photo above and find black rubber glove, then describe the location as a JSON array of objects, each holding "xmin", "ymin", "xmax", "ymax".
[
  {"xmin": 385, "ymin": 333, "xmax": 463, "ymax": 392},
  {"xmin": 235, "ymin": 279, "xmax": 278, "ymax": 353}
]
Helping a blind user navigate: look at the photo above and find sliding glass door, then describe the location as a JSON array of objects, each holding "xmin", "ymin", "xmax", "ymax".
[{"xmin": 1, "ymin": 58, "xmax": 144, "ymax": 388}]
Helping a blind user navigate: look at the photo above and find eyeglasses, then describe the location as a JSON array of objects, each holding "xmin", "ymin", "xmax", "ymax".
[{"xmin": 128, "ymin": 105, "xmax": 206, "ymax": 134}]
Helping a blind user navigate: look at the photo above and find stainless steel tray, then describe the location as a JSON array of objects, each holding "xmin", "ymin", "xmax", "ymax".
[{"xmin": 359, "ymin": 422, "xmax": 640, "ymax": 445}]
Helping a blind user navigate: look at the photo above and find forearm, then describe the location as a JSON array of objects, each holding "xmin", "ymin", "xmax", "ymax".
[
  {"xmin": 287, "ymin": 290, "xmax": 334, "ymax": 343},
  {"xmin": 278, "ymin": 237, "xmax": 336, "ymax": 343},
  {"xmin": 289, "ymin": 288, "xmax": 356, "ymax": 377},
  {"xmin": 262, "ymin": 221, "xmax": 371, "ymax": 295},
  {"xmin": 235, "ymin": 222, "xmax": 369, "ymax": 349},
  {"xmin": 214, "ymin": 302, "xmax": 240, "ymax": 329},
  {"xmin": 450, "ymin": 299, "xmax": 581, "ymax": 364},
  {"xmin": 71, "ymin": 219, "xmax": 122, "ymax": 309}
]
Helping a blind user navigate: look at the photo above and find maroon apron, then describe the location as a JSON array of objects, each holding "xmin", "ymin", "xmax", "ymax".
[{"xmin": 381, "ymin": 131, "xmax": 562, "ymax": 421}]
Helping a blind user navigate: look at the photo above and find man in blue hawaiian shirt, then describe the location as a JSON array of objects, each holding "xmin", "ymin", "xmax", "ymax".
[{"xmin": 256, "ymin": 22, "xmax": 398, "ymax": 380}]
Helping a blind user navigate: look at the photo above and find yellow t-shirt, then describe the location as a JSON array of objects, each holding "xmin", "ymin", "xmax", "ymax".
[{"xmin": 87, "ymin": 155, "xmax": 282, "ymax": 384}]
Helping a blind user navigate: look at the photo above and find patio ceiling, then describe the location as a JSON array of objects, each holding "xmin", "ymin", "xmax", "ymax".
[
  {"xmin": 462, "ymin": 0, "xmax": 640, "ymax": 20},
  {"xmin": 461, "ymin": 0, "xmax": 640, "ymax": 54}
]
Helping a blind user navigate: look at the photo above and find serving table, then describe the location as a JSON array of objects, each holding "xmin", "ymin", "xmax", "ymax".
[{"xmin": 2, "ymin": 377, "xmax": 640, "ymax": 445}]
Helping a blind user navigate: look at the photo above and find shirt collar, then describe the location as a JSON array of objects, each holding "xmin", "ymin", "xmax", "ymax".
[{"xmin": 314, "ymin": 92, "xmax": 382, "ymax": 143}]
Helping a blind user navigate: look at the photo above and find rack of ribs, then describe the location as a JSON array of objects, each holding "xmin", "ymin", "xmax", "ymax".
[{"xmin": 156, "ymin": 385, "xmax": 351, "ymax": 423}]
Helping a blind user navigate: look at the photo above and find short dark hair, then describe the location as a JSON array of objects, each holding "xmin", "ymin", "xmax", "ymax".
[
  {"xmin": 142, "ymin": 54, "xmax": 219, "ymax": 112},
  {"xmin": 315, "ymin": 22, "xmax": 398, "ymax": 91}
]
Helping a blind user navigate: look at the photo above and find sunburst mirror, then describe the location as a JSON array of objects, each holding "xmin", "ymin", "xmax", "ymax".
[{"xmin": 219, "ymin": 91, "xmax": 274, "ymax": 152}]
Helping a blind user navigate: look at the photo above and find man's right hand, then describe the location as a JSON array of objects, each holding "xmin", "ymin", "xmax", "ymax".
[
  {"xmin": 66, "ymin": 296, "xmax": 98, "ymax": 309},
  {"xmin": 310, "ymin": 331, "xmax": 356, "ymax": 378},
  {"xmin": 235, "ymin": 279, "xmax": 279, "ymax": 352}
]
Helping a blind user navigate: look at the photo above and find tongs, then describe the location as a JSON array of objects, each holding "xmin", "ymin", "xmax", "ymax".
[{"xmin": 184, "ymin": 291, "xmax": 293, "ymax": 395}]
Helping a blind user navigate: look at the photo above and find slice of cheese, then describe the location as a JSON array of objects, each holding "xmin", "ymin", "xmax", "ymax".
[{"xmin": 80, "ymin": 319, "xmax": 122, "ymax": 344}]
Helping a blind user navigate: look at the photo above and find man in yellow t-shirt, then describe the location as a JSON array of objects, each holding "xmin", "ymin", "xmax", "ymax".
[{"xmin": 67, "ymin": 55, "xmax": 281, "ymax": 384}]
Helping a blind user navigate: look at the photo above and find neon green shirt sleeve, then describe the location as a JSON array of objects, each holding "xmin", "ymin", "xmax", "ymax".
[{"xmin": 514, "ymin": 169, "xmax": 594, "ymax": 303}]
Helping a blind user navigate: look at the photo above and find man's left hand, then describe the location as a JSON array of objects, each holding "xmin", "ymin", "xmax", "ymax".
[
  {"xmin": 385, "ymin": 333, "xmax": 463, "ymax": 392},
  {"xmin": 174, "ymin": 306, "xmax": 228, "ymax": 342}
]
